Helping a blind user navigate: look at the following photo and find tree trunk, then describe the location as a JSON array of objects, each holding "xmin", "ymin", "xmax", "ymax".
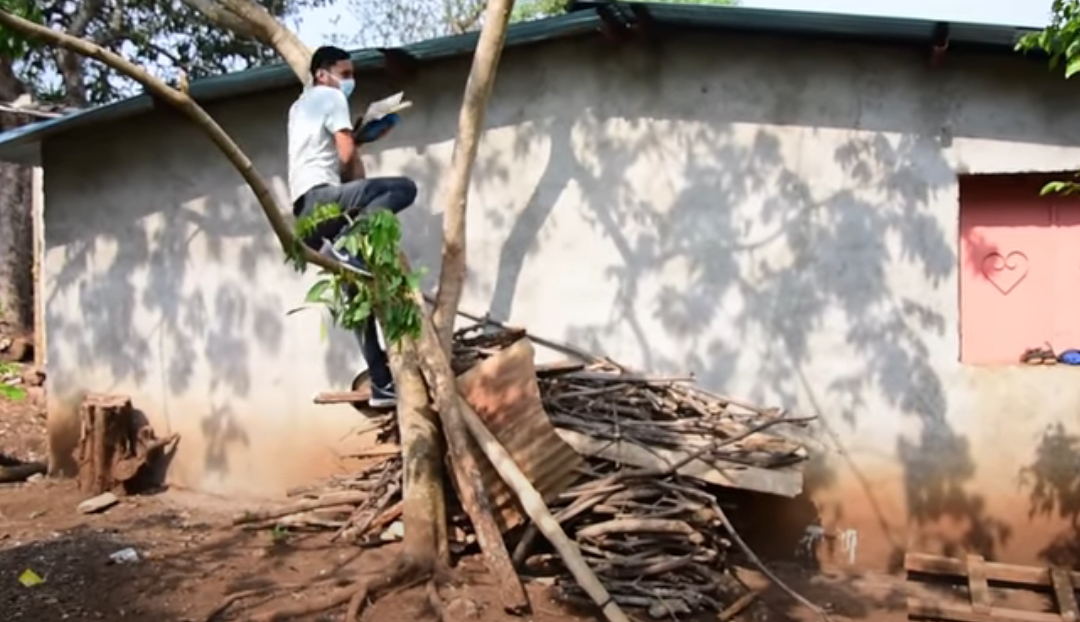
[
  {"xmin": 431, "ymin": 0, "xmax": 516, "ymax": 351},
  {"xmin": 76, "ymin": 393, "xmax": 135, "ymax": 495},
  {"xmin": 0, "ymin": 148, "xmax": 32, "ymax": 334},
  {"xmin": 407, "ymin": 0, "xmax": 528, "ymax": 607},
  {"xmin": 390, "ymin": 343, "xmax": 449, "ymax": 569},
  {"xmin": 0, "ymin": 60, "xmax": 34, "ymax": 336},
  {"xmin": 406, "ymin": 255, "xmax": 529, "ymax": 613}
]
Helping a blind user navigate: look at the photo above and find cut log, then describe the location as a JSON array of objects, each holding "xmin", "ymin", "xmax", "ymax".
[
  {"xmin": 75, "ymin": 393, "xmax": 178, "ymax": 495},
  {"xmin": 76, "ymin": 394, "xmax": 136, "ymax": 495}
]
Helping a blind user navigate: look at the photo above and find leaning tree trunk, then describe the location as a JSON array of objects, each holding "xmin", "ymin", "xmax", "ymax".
[
  {"xmin": 153, "ymin": 0, "xmax": 453, "ymax": 573},
  {"xmin": 431, "ymin": 0, "xmax": 516, "ymax": 351},
  {"xmin": 390, "ymin": 343, "xmax": 449, "ymax": 570}
]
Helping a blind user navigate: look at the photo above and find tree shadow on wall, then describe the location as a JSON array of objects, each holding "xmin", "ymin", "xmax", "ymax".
[
  {"xmin": 431, "ymin": 33, "xmax": 1032, "ymax": 580},
  {"xmin": 1019, "ymin": 423, "xmax": 1080, "ymax": 565},
  {"xmin": 41, "ymin": 105, "xmax": 299, "ymax": 480}
]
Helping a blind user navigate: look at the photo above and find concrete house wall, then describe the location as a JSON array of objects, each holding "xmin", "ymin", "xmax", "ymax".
[{"xmin": 37, "ymin": 29, "xmax": 1080, "ymax": 571}]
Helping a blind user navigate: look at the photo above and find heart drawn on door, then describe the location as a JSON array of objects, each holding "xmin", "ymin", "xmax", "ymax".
[{"xmin": 981, "ymin": 251, "xmax": 1029, "ymax": 295}]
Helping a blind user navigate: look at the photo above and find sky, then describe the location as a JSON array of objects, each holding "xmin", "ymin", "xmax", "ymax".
[
  {"xmin": 740, "ymin": 0, "xmax": 1048, "ymax": 28},
  {"xmin": 293, "ymin": 0, "xmax": 1054, "ymax": 48}
]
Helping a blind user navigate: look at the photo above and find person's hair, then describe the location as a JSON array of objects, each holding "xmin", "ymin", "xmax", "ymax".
[{"xmin": 309, "ymin": 46, "xmax": 351, "ymax": 79}]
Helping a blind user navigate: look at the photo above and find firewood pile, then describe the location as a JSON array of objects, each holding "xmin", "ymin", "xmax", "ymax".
[
  {"xmin": 517, "ymin": 460, "xmax": 740, "ymax": 618},
  {"xmin": 246, "ymin": 321, "xmax": 815, "ymax": 619}
]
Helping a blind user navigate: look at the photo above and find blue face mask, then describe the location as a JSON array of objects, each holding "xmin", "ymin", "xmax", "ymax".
[{"xmin": 338, "ymin": 77, "xmax": 355, "ymax": 98}]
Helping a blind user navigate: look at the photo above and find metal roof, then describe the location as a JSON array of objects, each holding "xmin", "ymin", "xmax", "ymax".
[
  {"xmin": 0, "ymin": 2, "xmax": 1041, "ymax": 165},
  {"xmin": 572, "ymin": 1, "xmax": 1035, "ymax": 49}
]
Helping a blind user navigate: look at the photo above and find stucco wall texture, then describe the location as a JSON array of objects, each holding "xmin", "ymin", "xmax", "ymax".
[{"xmin": 39, "ymin": 31, "xmax": 1080, "ymax": 571}]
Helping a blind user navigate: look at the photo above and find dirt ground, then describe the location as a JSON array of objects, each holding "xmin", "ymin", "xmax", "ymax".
[{"xmin": 0, "ymin": 375, "xmax": 917, "ymax": 622}]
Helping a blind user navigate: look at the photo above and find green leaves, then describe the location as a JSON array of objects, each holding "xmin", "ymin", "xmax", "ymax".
[
  {"xmin": 1016, "ymin": 3, "xmax": 1080, "ymax": 201},
  {"xmin": 304, "ymin": 278, "xmax": 334, "ymax": 304},
  {"xmin": 6, "ymin": 0, "xmax": 325, "ymax": 105},
  {"xmin": 289, "ymin": 206, "xmax": 424, "ymax": 348},
  {"xmin": 0, "ymin": 0, "xmax": 42, "ymax": 60},
  {"xmin": 1042, "ymin": 180, "xmax": 1080, "ymax": 196},
  {"xmin": 1017, "ymin": 0, "xmax": 1080, "ymax": 79},
  {"xmin": 1068, "ymin": 54, "xmax": 1080, "ymax": 78},
  {"xmin": 0, "ymin": 383, "xmax": 26, "ymax": 402},
  {"xmin": 0, "ymin": 303, "xmax": 26, "ymax": 403}
]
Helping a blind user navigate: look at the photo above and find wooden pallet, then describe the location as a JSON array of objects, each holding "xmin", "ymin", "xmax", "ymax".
[{"xmin": 906, "ymin": 552, "xmax": 1080, "ymax": 622}]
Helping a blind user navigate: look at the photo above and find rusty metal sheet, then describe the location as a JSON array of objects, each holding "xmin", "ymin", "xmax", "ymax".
[{"xmin": 457, "ymin": 337, "xmax": 584, "ymax": 532}]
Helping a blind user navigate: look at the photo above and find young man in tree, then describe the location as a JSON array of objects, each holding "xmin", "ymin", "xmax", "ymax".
[{"xmin": 288, "ymin": 45, "xmax": 417, "ymax": 409}]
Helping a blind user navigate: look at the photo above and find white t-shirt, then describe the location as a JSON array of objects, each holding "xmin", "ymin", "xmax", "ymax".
[{"xmin": 287, "ymin": 85, "xmax": 352, "ymax": 204}]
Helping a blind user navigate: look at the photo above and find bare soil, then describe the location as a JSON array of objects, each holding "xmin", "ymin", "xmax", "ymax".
[
  {"xmin": 0, "ymin": 379, "xmax": 46, "ymax": 466},
  {"xmin": 0, "ymin": 382, "xmax": 913, "ymax": 622}
]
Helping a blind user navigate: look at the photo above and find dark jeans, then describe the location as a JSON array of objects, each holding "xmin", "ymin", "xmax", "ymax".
[{"xmin": 293, "ymin": 177, "xmax": 417, "ymax": 389}]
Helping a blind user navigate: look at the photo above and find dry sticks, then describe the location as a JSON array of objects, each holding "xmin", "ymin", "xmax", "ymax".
[
  {"xmin": 523, "ymin": 459, "xmax": 739, "ymax": 619},
  {"xmin": 248, "ymin": 417, "xmax": 405, "ymax": 543}
]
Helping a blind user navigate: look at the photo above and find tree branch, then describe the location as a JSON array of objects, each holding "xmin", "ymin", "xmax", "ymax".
[
  {"xmin": 181, "ymin": 0, "xmax": 312, "ymax": 86},
  {"xmin": 431, "ymin": 0, "xmax": 515, "ymax": 350},
  {"xmin": 178, "ymin": 0, "xmax": 260, "ymax": 39},
  {"xmin": 451, "ymin": 0, "xmax": 486, "ymax": 34},
  {"xmin": 0, "ymin": 9, "xmax": 345, "ymax": 277},
  {"xmin": 67, "ymin": 0, "xmax": 104, "ymax": 37},
  {"xmin": 90, "ymin": 0, "xmax": 126, "ymax": 47},
  {"xmin": 55, "ymin": 0, "xmax": 106, "ymax": 105}
]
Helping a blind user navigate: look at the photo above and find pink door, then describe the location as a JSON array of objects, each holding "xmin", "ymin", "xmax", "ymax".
[{"xmin": 1051, "ymin": 194, "xmax": 1080, "ymax": 350}]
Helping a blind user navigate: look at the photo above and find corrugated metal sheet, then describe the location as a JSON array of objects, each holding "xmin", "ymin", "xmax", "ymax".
[
  {"xmin": 0, "ymin": 2, "xmax": 1043, "ymax": 164},
  {"xmin": 572, "ymin": 1, "xmax": 1036, "ymax": 49},
  {"xmin": 456, "ymin": 337, "xmax": 584, "ymax": 532},
  {"xmin": 0, "ymin": 10, "xmax": 603, "ymax": 165}
]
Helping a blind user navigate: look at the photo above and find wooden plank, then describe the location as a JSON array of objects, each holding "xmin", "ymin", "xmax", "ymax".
[
  {"xmin": 907, "ymin": 597, "xmax": 1062, "ymax": 622},
  {"xmin": 967, "ymin": 555, "xmax": 991, "ymax": 614},
  {"xmin": 907, "ymin": 553, "xmax": 1080, "ymax": 589},
  {"xmin": 554, "ymin": 428, "xmax": 803, "ymax": 498},
  {"xmin": 314, "ymin": 388, "xmax": 371, "ymax": 404},
  {"xmin": 1051, "ymin": 568, "xmax": 1079, "ymax": 622}
]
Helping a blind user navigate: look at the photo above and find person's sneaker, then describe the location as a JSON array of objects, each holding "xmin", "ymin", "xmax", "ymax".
[
  {"xmin": 369, "ymin": 381, "xmax": 397, "ymax": 409},
  {"xmin": 322, "ymin": 240, "xmax": 372, "ymax": 278}
]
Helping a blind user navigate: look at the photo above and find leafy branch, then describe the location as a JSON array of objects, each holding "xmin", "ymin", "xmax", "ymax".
[
  {"xmin": 287, "ymin": 204, "xmax": 424, "ymax": 347},
  {"xmin": 1016, "ymin": 0, "xmax": 1080, "ymax": 196},
  {"xmin": 0, "ymin": 0, "xmax": 43, "ymax": 61},
  {"xmin": 1017, "ymin": 0, "xmax": 1080, "ymax": 79}
]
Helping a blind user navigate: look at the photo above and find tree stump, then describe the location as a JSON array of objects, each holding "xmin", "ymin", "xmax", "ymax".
[
  {"xmin": 75, "ymin": 393, "xmax": 177, "ymax": 495},
  {"xmin": 76, "ymin": 393, "xmax": 136, "ymax": 495}
]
